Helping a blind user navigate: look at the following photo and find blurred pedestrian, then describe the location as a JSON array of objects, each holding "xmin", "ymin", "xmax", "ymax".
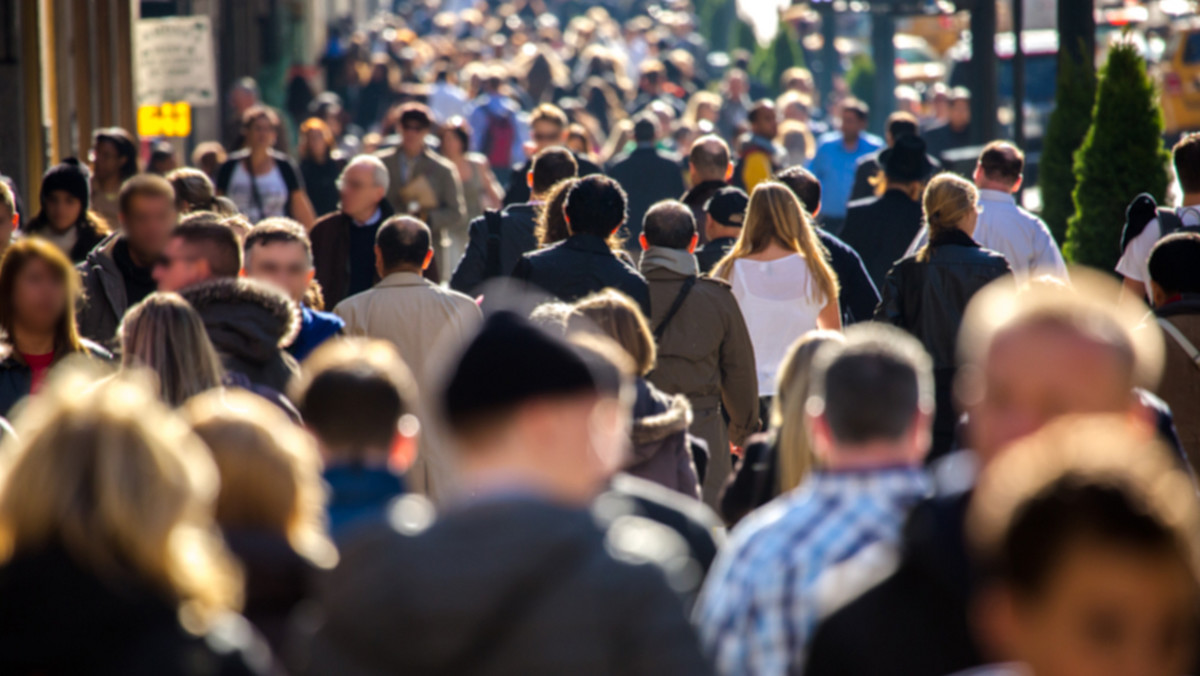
[
  {"xmin": 922, "ymin": 87, "xmax": 972, "ymax": 164},
  {"xmin": 807, "ymin": 99, "xmax": 882, "ymax": 233},
  {"xmin": 78, "ymin": 175, "xmax": 178, "ymax": 346},
  {"xmin": 88, "ymin": 127, "xmax": 138, "ymax": 229},
  {"xmin": 167, "ymin": 167, "xmax": 236, "ymax": 216},
  {"xmin": 695, "ymin": 186, "xmax": 748, "ymax": 274},
  {"xmin": 243, "ymin": 219, "xmax": 344, "ymax": 362},
  {"xmin": 638, "ymin": 199, "xmax": 758, "ymax": 506},
  {"xmin": 876, "ymin": 174, "xmax": 1010, "ymax": 458},
  {"xmin": 850, "ymin": 111, "xmax": 925, "ymax": 201},
  {"xmin": 0, "ymin": 374, "xmax": 270, "ymax": 674},
  {"xmin": 120, "ymin": 292, "xmax": 225, "ymax": 407},
  {"xmin": 0, "ymin": 239, "xmax": 110, "ymax": 417},
  {"xmin": 309, "ymin": 155, "xmax": 395, "ymax": 308},
  {"xmin": 712, "ymin": 182, "xmax": 841, "ymax": 402},
  {"xmin": 24, "ymin": 159, "xmax": 109, "ymax": 264},
  {"xmin": 732, "ymin": 100, "xmax": 782, "ymax": 194},
  {"xmin": 439, "ymin": 116, "xmax": 504, "ymax": 223},
  {"xmin": 217, "ymin": 106, "xmax": 316, "ymax": 227},
  {"xmin": 0, "ymin": 182, "xmax": 16, "ymax": 259},
  {"xmin": 682, "ymin": 135, "xmax": 733, "ymax": 241},
  {"xmin": 502, "ymin": 103, "xmax": 601, "ymax": 206},
  {"xmin": 609, "ymin": 115, "xmax": 686, "ymax": 246},
  {"xmin": 298, "ymin": 117, "xmax": 348, "ymax": 219}
]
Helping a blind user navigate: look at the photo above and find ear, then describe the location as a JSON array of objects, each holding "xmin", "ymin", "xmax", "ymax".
[
  {"xmin": 973, "ymin": 164, "xmax": 985, "ymax": 185},
  {"xmin": 812, "ymin": 201, "xmax": 821, "ymax": 218},
  {"xmin": 1011, "ymin": 175, "xmax": 1023, "ymax": 194},
  {"xmin": 388, "ymin": 432, "xmax": 418, "ymax": 473},
  {"xmin": 526, "ymin": 171, "xmax": 534, "ymax": 189},
  {"xmin": 724, "ymin": 162, "xmax": 734, "ymax": 182},
  {"xmin": 1150, "ymin": 280, "xmax": 1169, "ymax": 308},
  {"xmin": 374, "ymin": 246, "xmax": 385, "ymax": 276},
  {"xmin": 306, "ymin": 268, "xmax": 316, "ymax": 283},
  {"xmin": 422, "ymin": 248, "xmax": 434, "ymax": 270},
  {"xmin": 639, "ymin": 233, "xmax": 649, "ymax": 251},
  {"xmin": 688, "ymin": 233, "xmax": 699, "ymax": 254},
  {"xmin": 807, "ymin": 411, "xmax": 835, "ymax": 466}
]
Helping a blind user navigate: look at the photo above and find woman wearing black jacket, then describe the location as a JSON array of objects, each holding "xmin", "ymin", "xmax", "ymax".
[
  {"xmin": 23, "ymin": 159, "xmax": 108, "ymax": 263},
  {"xmin": 875, "ymin": 173, "xmax": 1011, "ymax": 459}
]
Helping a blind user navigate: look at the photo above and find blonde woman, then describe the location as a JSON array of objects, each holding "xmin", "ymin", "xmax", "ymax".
[
  {"xmin": 166, "ymin": 167, "xmax": 238, "ymax": 217},
  {"xmin": 876, "ymin": 172, "xmax": 1011, "ymax": 458},
  {"xmin": 184, "ymin": 388, "xmax": 336, "ymax": 653},
  {"xmin": 121, "ymin": 293, "xmax": 225, "ymax": 407},
  {"xmin": 720, "ymin": 330, "xmax": 845, "ymax": 525},
  {"xmin": 0, "ymin": 374, "xmax": 267, "ymax": 673},
  {"xmin": 713, "ymin": 181, "xmax": 841, "ymax": 401}
]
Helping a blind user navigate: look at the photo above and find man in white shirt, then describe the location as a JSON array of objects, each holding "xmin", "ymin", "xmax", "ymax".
[
  {"xmin": 1116, "ymin": 133, "xmax": 1200, "ymax": 300},
  {"xmin": 971, "ymin": 141, "xmax": 1067, "ymax": 283}
]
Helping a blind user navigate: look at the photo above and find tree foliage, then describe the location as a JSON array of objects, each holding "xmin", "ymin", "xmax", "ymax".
[
  {"xmin": 846, "ymin": 53, "xmax": 875, "ymax": 105},
  {"xmin": 1065, "ymin": 42, "xmax": 1169, "ymax": 268},
  {"xmin": 1039, "ymin": 47, "xmax": 1096, "ymax": 245}
]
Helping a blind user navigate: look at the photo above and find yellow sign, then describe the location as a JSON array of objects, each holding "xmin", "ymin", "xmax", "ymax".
[{"xmin": 137, "ymin": 101, "xmax": 192, "ymax": 138}]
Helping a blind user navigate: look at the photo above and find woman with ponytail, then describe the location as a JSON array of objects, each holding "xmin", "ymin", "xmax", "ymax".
[
  {"xmin": 875, "ymin": 173, "xmax": 1011, "ymax": 459},
  {"xmin": 713, "ymin": 181, "xmax": 841, "ymax": 407}
]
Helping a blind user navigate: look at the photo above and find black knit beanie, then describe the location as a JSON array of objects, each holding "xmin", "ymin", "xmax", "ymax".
[{"xmin": 40, "ymin": 158, "xmax": 91, "ymax": 212}]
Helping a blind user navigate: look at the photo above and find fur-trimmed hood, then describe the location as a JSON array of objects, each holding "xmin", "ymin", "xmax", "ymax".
[
  {"xmin": 180, "ymin": 277, "xmax": 301, "ymax": 365},
  {"xmin": 630, "ymin": 379, "xmax": 692, "ymax": 454}
]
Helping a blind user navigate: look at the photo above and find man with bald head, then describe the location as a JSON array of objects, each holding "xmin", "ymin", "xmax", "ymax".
[
  {"xmin": 681, "ymin": 135, "xmax": 734, "ymax": 241},
  {"xmin": 334, "ymin": 216, "xmax": 480, "ymax": 383},
  {"xmin": 311, "ymin": 154, "xmax": 397, "ymax": 307}
]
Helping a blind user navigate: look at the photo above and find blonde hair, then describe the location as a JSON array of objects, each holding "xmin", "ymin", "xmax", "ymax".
[
  {"xmin": 918, "ymin": 174, "xmax": 978, "ymax": 263},
  {"xmin": 183, "ymin": 389, "xmax": 337, "ymax": 570},
  {"xmin": 121, "ymin": 293, "xmax": 225, "ymax": 407},
  {"xmin": 773, "ymin": 330, "xmax": 846, "ymax": 493},
  {"xmin": 571, "ymin": 289, "xmax": 656, "ymax": 376},
  {"xmin": 0, "ymin": 372, "xmax": 240, "ymax": 626},
  {"xmin": 713, "ymin": 181, "xmax": 839, "ymax": 305}
]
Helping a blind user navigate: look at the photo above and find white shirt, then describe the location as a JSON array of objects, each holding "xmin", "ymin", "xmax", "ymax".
[
  {"xmin": 428, "ymin": 82, "xmax": 469, "ymax": 123},
  {"xmin": 226, "ymin": 162, "xmax": 289, "ymax": 223},
  {"xmin": 974, "ymin": 189, "xmax": 1068, "ymax": 283},
  {"xmin": 1115, "ymin": 204, "xmax": 1200, "ymax": 285},
  {"xmin": 903, "ymin": 189, "xmax": 1067, "ymax": 283},
  {"xmin": 729, "ymin": 256, "xmax": 825, "ymax": 396}
]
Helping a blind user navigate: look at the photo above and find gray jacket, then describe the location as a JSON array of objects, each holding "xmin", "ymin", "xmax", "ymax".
[{"xmin": 76, "ymin": 235, "xmax": 127, "ymax": 349}]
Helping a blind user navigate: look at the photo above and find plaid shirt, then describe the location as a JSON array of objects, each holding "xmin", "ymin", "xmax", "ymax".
[{"xmin": 694, "ymin": 466, "xmax": 929, "ymax": 676}]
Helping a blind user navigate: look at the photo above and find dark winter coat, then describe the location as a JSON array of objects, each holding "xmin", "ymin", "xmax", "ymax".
[
  {"xmin": 841, "ymin": 189, "xmax": 926, "ymax": 291},
  {"xmin": 0, "ymin": 545, "xmax": 271, "ymax": 675},
  {"xmin": 450, "ymin": 202, "xmax": 540, "ymax": 294},
  {"xmin": 309, "ymin": 199, "xmax": 395, "ymax": 308},
  {"xmin": 223, "ymin": 528, "xmax": 317, "ymax": 657},
  {"xmin": 0, "ymin": 339, "xmax": 111, "ymax": 417},
  {"xmin": 628, "ymin": 379, "xmax": 700, "ymax": 499},
  {"xmin": 291, "ymin": 497, "xmax": 714, "ymax": 676},
  {"xmin": 180, "ymin": 277, "xmax": 301, "ymax": 394},
  {"xmin": 300, "ymin": 155, "xmax": 348, "ymax": 218},
  {"xmin": 513, "ymin": 233, "xmax": 652, "ymax": 315},
  {"xmin": 681, "ymin": 180, "xmax": 729, "ymax": 240},
  {"xmin": 503, "ymin": 153, "xmax": 602, "ymax": 206},
  {"xmin": 608, "ymin": 146, "xmax": 687, "ymax": 240}
]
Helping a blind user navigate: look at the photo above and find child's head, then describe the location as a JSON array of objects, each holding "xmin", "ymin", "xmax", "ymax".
[
  {"xmin": 1147, "ymin": 232, "xmax": 1200, "ymax": 308},
  {"xmin": 970, "ymin": 415, "xmax": 1200, "ymax": 676}
]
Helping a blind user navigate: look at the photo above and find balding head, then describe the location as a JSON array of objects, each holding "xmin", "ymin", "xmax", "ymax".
[
  {"xmin": 975, "ymin": 141, "xmax": 1025, "ymax": 191},
  {"xmin": 689, "ymin": 135, "xmax": 732, "ymax": 183},
  {"xmin": 376, "ymin": 216, "xmax": 432, "ymax": 274},
  {"xmin": 339, "ymin": 154, "xmax": 389, "ymax": 219}
]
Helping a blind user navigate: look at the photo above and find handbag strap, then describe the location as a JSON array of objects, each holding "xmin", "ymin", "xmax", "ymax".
[
  {"xmin": 244, "ymin": 156, "xmax": 266, "ymax": 222},
  {"xmin": 653, "ymin": 276, "xmax": 698, "ymax": 341},
  {"xmin": 483, "ymin": 209, "xmax": 504, "ymax": 279},
  {"xmin": 1159, "ymin": 318, "xmax": 1200, "ymax": 369}
]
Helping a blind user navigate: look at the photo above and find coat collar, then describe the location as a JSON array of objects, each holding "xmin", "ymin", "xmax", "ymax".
[
  {"xmin": 376, "ymin": 271, "xmax": 432, "ymax": 288},
  {"xmin": 1157, "ymin": 293, "xmax": 1200, "ymax": 318},
  {"xmin": 563, "ymin": 233, "xmax": 614, "ymax": 254},
  {"xmin": 928, "ymin": 228, "xmax": 980, "ymax": 249}
]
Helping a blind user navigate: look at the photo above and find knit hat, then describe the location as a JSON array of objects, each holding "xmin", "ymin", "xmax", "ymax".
[
  {"xmin": 705, "ymin": 186, "xmax": 749, "ymax": 227},
  {"xmin": 442, "ymin": 311, "xmax": 623, "ymax": 429},
  {"xmin": 40, "ymin": 158, "xmax": 91, "ymax": 212}
]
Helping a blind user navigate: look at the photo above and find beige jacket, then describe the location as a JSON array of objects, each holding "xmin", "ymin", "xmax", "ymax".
[
  {"xmin": 376, "ymin": 147, "xmax": 467, "ymax": 267},
  {"xmin": 334, "ymin": 271, "xmax": 482, "ymax": 500}
]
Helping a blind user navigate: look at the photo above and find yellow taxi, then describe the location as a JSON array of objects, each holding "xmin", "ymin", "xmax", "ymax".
[{"xmin": 1160, "ymin": 21, "xmax": 1200, "ymax": 136}]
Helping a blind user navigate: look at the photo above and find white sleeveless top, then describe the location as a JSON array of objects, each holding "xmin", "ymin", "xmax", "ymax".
[{"xmin": 730, "ymin": 256, "xmax": 825, "ymax": 396}]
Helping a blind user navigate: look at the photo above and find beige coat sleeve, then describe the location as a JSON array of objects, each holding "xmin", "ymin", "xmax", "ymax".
[{"xmin": 718, "ymin": 294, "xmax": 761, "ymax": 446}]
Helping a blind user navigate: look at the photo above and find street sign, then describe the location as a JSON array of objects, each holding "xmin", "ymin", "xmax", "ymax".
[
  {"xmin": 137, "ymin": 101, "xmax": 192, "ymax": 138},
  {"xmin": 134, "ymin": 15, "xmax": 216, "ymax": 107}
]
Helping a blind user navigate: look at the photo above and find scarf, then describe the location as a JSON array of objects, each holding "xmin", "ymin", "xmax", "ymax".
[{"xmin": 639, "ymin": 246, "xmax": 698, "ymax": 277}]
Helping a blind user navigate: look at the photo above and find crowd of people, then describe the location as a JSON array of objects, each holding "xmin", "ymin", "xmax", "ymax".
[{"xmin": 0, "ymin": 2, "xmax": 1199, "ymax": 675}]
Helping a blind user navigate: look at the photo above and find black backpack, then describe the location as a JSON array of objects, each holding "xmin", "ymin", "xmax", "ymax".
[{"xmin": 1121, "ymin": 192, "xmax": 1200, "ymax": 253}]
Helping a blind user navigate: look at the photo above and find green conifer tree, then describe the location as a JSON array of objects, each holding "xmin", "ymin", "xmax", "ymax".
[{"xmin": 1039, "ymin": 48, "xmax": 1096, "ymax": 245}]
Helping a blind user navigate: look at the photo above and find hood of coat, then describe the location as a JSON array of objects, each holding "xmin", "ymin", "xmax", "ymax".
[
  {"xmin": 630, "ymin": 379, "xmax": 692, "ymax": 461},
  {"xmin": 180, "ymin": 277, "xmax": 301, "ymax": 364}
]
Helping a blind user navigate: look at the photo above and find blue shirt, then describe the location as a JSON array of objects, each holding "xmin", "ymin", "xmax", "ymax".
[
  {"xmin": 288, "ymin": 305, "xmax": 344, "ymax": 362},
  {"xmin": 808, "ymin": 132, "xmax": 883, "ymax": 219},
  {"xmin": 695, "ymin": 466, "xmax": 928, "ymax": 676}
]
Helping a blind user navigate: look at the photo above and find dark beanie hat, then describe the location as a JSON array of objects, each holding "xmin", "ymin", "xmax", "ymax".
[
  {"xmin": 442, "ymin": 311, "xmax": 623, "ymax": 429},
  {"xmin": 41, "ymin": 158, "xmax": 91, "ymax": 212},
  {"xmin": 705, "ymin": 186, "xmax": 749, "ymax": 227}
]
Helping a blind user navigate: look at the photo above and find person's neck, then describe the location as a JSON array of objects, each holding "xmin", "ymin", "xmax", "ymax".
[
  {"xmin": 49, "ymin": 220, "xmax": 77, "ymax": 235},
  {"xmin": 383, "ymin": 264, "xmax": 423, "ymax": 277},
  {"xmin": 841, "ymin": 133, "xmax": 858, "ymax": 150},
  {"xmin": 96, "ymin": 174, "xmax": 121, "ymax": 192},
  {"xmin": 1182, "ymin": 191, "xmax": 1200, "ymax": 207},
  {"xmin": 347, "ymin": 204, "xmax": 379, "ymax": 223},
  {"xmin": 321, "ymin": 443, "xmax": 392, "ymax": 470},
  {"xmin": 976, "ymin": 180, "xmax": 1015, "ymax": 194},
  {"xmin": 402, "ymin": 144, "xmax": 423, "ymax": 159},
  {"xmin": 12, "ymin": 326, "xmax": 55, "ymax": 356},
  {"xmin": 695, "ymin": 174, "xmax": 725, "ymax": 185},
  {"xmin": 248, "ymin": 147, "xmax": 270, "ymax": 167},
  {"xmin": 821, "ymin": 440, "xmax": 918, "ymax": 471},
  {"xmin": 708, "ymin": 226, "xmax": 741, "ymax": 242}
]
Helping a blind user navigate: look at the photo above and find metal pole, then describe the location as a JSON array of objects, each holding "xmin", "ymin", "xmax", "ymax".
[
  {"xmin": 969, "ymin": 0, "xmax": 998, "ymax": 144},
  {"xmin": 871, "ymin": 10, "xmax": 895, "ymax": 137},
  {"xmin": 1012, "ymin": 0, "xmax": 1025, "ymax": 200},
  {"xmin": 817, "ymin": 3, "xmax": 838, "ymax": 110}
]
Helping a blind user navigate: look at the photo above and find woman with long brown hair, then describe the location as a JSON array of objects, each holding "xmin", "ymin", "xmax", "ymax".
[
  {"xmin": 0, "ymin": 238, "xmax": 109, "ymax": 416},
  {"xmin": 297, "ymin": 117, "xmax": 347, "ymax": 218},
  {"xmin": 216, "ymin": 106, "xmax": 317, "ymax": 227},
  {"xmin": 876, "ymin": 173, "xmax": 1010, "ymax": 459},
  {"xmin": 713, "ymin": 181, "xmax": 840, "ymax": 402}
]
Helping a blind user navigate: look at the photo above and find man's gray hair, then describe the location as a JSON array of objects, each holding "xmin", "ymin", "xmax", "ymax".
[
  {"xmin": 339, "ymin": 154, "xmax": 390, "ymax": 194},
  {"xmin": 807, "ymin": 322, "xmax": 934, "ymax": 445}
]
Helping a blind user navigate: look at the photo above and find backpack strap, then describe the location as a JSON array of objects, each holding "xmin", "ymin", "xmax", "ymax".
[
  {"xmin": 483, "ymin": 209, "xmax": 504, "ymax": 279},
  {"xmin": 244, "ymin": 156, "xmax": 266, "ymax": 222},
  {"xmin": 653, "ymin": 276, "xmax": 698, "ymax": 341},
  {"xmin": 1157, "ymin": 207, "xmax": 1184, "ymax": 237},
  {"xmin": 1159, "ymin": 318, "xmax": 1200, "ymax": 370}
]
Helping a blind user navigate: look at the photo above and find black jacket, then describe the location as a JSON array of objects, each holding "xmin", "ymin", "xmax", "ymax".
[
  {"xmin": 0, "ymin": 340, "xmax": 111, "ymax": 417},
  {"xmin": 608, "ymin": 146, "xmax": 687, "ymax": 239},
  {"xmin": 223, "ymin": 529, "xmax": 317, "ymax": 656},
  {"xmin": 503, "ymin": 153, "xmax": 602, "ymax": 206},
  {"xmin": 450, "ymin": 202, "xmax": 540, "ymax": 294},
  {"xmin": 841, "ymin": 189, "xmax": 926, "ymax": 291},
  {"xmin": 180, "ymin": 278, "xmax": 302, "ymax": 394},
  {"xmin": 77, "ymin": 234, "xmax": 155, "ymax": 349},
  {"xmin": 292, "ymin": 497, "xmax": 713, "ymax": 675},
  {"xmin": 695, "ymin": 231, "xmax": 880, "ymax": 326},
  {"xmin": 0, "ymin": 546, "xmax": 271, "ymax": 675},
  {"xmin": 876, "ymin": 230, "xmax": 1010, "ymax": 454},
  {"xmin": 513, "ymin": 233, "xmax": 652, "ymax": 315},
  {"xmin": 805, "ymin": 491, "xmax": 981, "ymax": 676}
]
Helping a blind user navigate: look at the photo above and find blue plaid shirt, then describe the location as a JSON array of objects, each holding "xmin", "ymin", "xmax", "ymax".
[{"xmin": 694, "ymin": 466, "xmax": 929, "ymax": 676}]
